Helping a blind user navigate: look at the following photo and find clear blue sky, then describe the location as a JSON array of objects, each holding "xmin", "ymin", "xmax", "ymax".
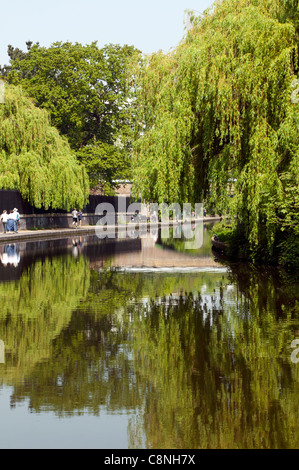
[{"xmin": 0, "ymin": 0, "xmax": 213, "ymax": 66}]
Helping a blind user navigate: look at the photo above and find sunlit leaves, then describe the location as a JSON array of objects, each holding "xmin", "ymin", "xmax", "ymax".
[
  {"xmin": 132, "ymin": 0, "xmax": 299, "ymax": 262},
  {"xmin": 0, "ymin": 85, "xmax": 89, "ymax": 209}
]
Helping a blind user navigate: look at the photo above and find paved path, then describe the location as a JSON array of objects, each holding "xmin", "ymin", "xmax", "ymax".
[
  {"xmin": 0, "ymin": 217, "xmax": 221, "ymax": 244},
  {"xmin": 0, "ymin": 225, "xmax": 100, "ymax": 243}
]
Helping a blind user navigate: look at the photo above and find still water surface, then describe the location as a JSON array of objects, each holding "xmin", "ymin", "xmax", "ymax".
[{"xmin": 0, "ymin": 223, "xmax": 298, "ymax": 449}]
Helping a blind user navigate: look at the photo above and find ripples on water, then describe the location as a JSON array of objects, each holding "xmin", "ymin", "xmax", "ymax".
[{"xmin": 0, "ymin": 224, "xmax": 298, "ymax": 449}]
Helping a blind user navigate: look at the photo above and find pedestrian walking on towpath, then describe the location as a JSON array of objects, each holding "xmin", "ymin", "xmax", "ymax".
[
  {"xmin": 13, "ymin": 208, "xmax": 20, "ymax": 233},
  {"xmin": 72, "ymin": 208, "xmax": 78, "ymax": 228},
  {"xmin": 6, "ymin": 211, "xmax": 15, "ymax": 232},
  {"xmin": 78, "ymin": 210, "xmax": 83, "ymax": 227},
  {"xmin": 0, "ymin": 210, "xmax": 8, "ymax": 233}
]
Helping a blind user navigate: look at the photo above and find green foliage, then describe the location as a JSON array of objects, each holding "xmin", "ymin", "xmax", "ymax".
[
  {"xmin": 3, "ymin": 41, "xmax": 141, "ymax": 190},
  {"xmin": 278, "ymin": 234, "xmax": 299, "ymax": 268},
  {"xmin": 132, "ymin": 0, "xmax": 299, "ymax": 264},
  {"xmin": 0, "ymin": 84, "xmax": 89, "ymax": 210},
  {"xmin": 0, "ymin": 41, "xmax": 33, "ymax": 77},
  {"xmin": 212, "ymin": 220, "xmax": 249, "ymax": 258},
  {"xmin": 5, "ymin": 41, "xmax": 139, "ymax": 148},
  {"xmin": 76, "ymin": 141, "xmax": 132, "ymax": 194},
  {"xmin": 132, "ymin": 51, "xmax": 196, "ymax": 204}
]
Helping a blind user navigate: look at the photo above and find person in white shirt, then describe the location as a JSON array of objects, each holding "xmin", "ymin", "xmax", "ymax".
[
  {"xmin": 72, "ymin": 208, "xmax": 78, "ymax": 228},
  {"xmin": 0, "ymin": 210, "xmax": 8, "ymax": 233}
]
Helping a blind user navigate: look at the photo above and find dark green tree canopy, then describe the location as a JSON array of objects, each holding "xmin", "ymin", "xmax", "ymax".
[
  {"xmin": 5, "ymin": 41, "xmax": 140, "ymax": 149},
  {"xmin": 2, "ymin": 41, "xmax": 140, "ymax": 191},
  {"xmin": 76, "ymin": 140, "xmax": 131, "ymax": 194}
]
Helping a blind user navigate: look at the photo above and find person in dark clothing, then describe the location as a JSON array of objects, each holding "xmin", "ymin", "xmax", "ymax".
[{"xmin": 78, "ymin": 210, "xmax": 83, "ymax": 227}]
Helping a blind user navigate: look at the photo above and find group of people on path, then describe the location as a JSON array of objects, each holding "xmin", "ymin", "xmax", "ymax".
[
  {"xmin": 0, "ymin": 209, "xmax": 20, "ymax": 234},
  {"xmin": 1, "ymin": 208, "xmax": 83, "ymax": 233},
  {"xmin": 71, "ymin": 209, "xmax": 83, "ymax": 228}
]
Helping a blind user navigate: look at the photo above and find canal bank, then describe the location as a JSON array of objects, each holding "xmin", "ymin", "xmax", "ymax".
[{"xmin": 0, "ymin": 216, "xmax": 222, "ymax": 244}]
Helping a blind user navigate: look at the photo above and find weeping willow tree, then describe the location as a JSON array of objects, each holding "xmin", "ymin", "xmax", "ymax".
[
  {"xmin": 132, "ymin": 0, "xmax": 299, "ymax": 264},
  {"xmin": 0, "ymin": 84, "xmax": 89, "ymax": 210}
]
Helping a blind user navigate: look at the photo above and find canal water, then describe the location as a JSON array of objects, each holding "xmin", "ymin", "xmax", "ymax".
[{"xmin": 0, "ymin": 222, "xmax": 298, "ymax": 449}]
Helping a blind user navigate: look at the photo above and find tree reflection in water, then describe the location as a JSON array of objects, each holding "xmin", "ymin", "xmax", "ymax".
[{"xmin": 0, "ymin": 250, "xmax": 298, "ymax": 449}]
